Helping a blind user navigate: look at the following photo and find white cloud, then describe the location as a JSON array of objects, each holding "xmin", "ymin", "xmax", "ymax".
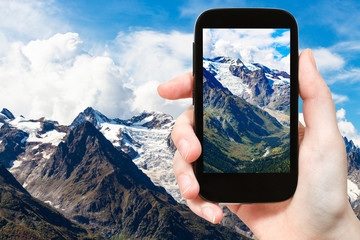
[
  {"xmin": 312, "ymin": 48, "xmax": 345, "ymax": 72},
  {"xmin": 0, "ymin": 30, "xmax": 195, "ymax": 124},
  {"xmin": 0, "ymin": 33, "xmax": 133, "ymax": 124},
  {"xmin": 203, "ymin": 29, "xmax": 290, "ymax": 72},
  {"xmin": 336, "ymin": 108, "xmax": 346, "ymax": 120},
  {"xmin": 332, "ymin": 92, "xmax": 349, "ymax": 104},
  {"xmin": 336, "ymin": 108, "xmax": 360, "ymax": 147},
  {"xmin": 0, "ymin": 0, "xmax": 68, "ymax": 43},
  {"xmin": 109, "ymin": 30, "xmax": 193, "ymax": 117}
]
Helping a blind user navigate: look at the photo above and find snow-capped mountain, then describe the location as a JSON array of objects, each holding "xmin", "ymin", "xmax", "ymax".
[
  {"xmin": 344, "ymin": 137, "xmax": 360, "ymax": 206},
  {"xmin": 1, "ymin": 107, "xmax": 181, "ymax": 203},
  {"xmin": 69, "ymin": 107, "xmax": 181, "ymax": 202},
  {"xmin": 204, "ymin": 56, "xmax": 290, "ymax": 125},
  {"xmin": 0, "ymin": 108, "xmax": 247, "ymax": 239},
  {"xmin": 1, "ymin": 115, "xmax": 67, "ymax": 189},
  {"xmin": 3, "ymin": 107, "xmax": 360, "ymax": 239}
]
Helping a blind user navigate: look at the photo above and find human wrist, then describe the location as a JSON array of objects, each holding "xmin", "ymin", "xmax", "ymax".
[{"xmin": 315, "ymin": 205, "xmax": 360, "ymax": 240}]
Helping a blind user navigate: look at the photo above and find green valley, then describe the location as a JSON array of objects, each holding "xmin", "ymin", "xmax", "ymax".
[{"xmin": 203, "ymin": 68, "xmax": 290, "ymax": 173}]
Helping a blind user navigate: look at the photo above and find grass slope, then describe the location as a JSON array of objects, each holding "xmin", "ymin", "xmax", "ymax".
[{"xmin": 203, "ymin": 68, "xmax": 290, "ymax": 173}]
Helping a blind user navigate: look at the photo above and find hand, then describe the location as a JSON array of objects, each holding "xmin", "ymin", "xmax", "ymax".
[{"xmin": 157, "ymin": 49, "xmax": 360, "ymax": 239}]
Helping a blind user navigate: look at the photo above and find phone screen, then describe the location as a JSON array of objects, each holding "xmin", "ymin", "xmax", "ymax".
[{"xmin": 202, "ymin": 28, "xmax": 291, "ymax": 173}]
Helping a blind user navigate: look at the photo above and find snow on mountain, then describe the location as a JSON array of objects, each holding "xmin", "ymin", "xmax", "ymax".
[
  {"xmin": 9, "ymin": 116, "xmax": 66, "ymax": 146},
  {"xmin": 0, "ymin": 110, "xmax": 67, "ymax": 190},
  {"xmin": 0, "ymin": 107, "xmax": 181, "ymax": 202},
  {"xmin": 5, "ymin": 106, "xmax": 360, "ymax": 209},
  {"xmin": 72, "ymin": 108, "xmax": 182, "ymax": 202},
  {"xmin": 204, "ymin": 56, "xmax": 290, "ymax": 98},
  {"xmin": 203, "ymin": 57, "xmax": 251, "ymax": 97},
  {"xmin": 204, "ymin": 56, "xmax": 291, "ymax": 126},
  {"xmin": 348, "ymin": 179, "xmax": 360, "ymax": 202},
  {"xmin": 265, "ymin": 73, "xmax": 290, "ymax": 86}
]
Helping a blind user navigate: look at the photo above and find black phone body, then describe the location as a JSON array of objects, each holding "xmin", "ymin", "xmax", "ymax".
[{"xmin": 193, "ymin": 8, "xmax": 298, "ymax": 203}]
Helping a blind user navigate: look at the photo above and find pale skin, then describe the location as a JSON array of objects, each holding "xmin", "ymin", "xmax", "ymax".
[{"xmin": 157, "ymin": 49, "xmax": 360, "ymax": 239}]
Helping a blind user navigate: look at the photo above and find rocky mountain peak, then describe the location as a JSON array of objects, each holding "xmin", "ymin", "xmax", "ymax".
[
  {"xmin": 204, "ymin": 56, "xmax": 290, "ymax": 117},
  {"xmin": 127, "ymin": 111, "xmax": 174, "ymax": 129},
  {"xmin": 344, "ymin": 136, "xmax": 360, "ymax": 154},
  {"xmin": 1, "ymin": 108, "xmax": 15, "ymax": 120},
  {"xmin": 44, "ymin": 120, "xmax": 160, "ymax": 191},
  {"xmin": 69, "ymin": 107, "xmax": 110, "ymax": 129}
]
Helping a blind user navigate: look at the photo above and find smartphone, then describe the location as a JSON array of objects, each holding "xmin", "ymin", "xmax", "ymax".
[{"xmin": 193, "ymin": 8, "xmax": 298, "ymax": 203}]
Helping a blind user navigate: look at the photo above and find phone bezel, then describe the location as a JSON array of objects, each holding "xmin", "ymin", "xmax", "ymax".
[{"xmin": 193, "ymin": 8, "xmax": 299, "ymax": 203}]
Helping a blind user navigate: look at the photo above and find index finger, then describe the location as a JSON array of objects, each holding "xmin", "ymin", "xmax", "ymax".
[{"xmin": 157, "ymin": 72, "xmax": 193, "ymax": 100}]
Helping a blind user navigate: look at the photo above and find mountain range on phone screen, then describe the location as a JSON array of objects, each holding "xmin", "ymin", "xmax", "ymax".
[{"xmin": 202, "ymin": 56, "xmax": 291, "ymax": 173}]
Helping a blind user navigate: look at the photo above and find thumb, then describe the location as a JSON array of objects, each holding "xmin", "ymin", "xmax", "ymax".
[{"xmin": 299, "ymin": 49, "xmax": 339, "ymax": 137}]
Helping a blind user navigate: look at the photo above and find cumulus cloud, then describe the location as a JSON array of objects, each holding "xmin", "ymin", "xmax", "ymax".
[
  {"xmin": 312, "ymin": 48, "xmax": 345, "ymax": 72},
  {"xmin": 336, "ymin": 108, "xmax": 346, "ymax": 120},
  {"xmin": 109, "ymin": 30, "xmax": 193, "ymax": 117},
  {"xmin": 203, "ymin": 29, "xmax": 290, "ymax": 72},
  {"xmin": 336, "ymin": 108, "xmax": 360, "ymax": 147},
  {"xmin": 0, "ymin": 30, "xmax": 195, "ymax": 124},
  {"xmin": 0, "ymin": 33, "xmax": 133, "ymax": 124}
]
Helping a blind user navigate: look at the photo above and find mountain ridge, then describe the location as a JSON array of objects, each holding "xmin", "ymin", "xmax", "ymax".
[
  {"xmin": 204, "ymin": 56, "xmax": 291, "ymax": 125},
  {"xmin": 7, "ymin": 119, "xmax": 247, "ymax": 239},
  {"xmin": 3, "ymin": 106, "xmax": 360, "ymax": 238},
  {"xmin": 203, "ymin": 67, "xmax": 290, "ymax": 173}
]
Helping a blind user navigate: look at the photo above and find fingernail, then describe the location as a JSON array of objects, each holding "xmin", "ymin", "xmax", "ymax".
[
  {"xmin": 202, "ymin": 207, "xmax": 215, "ymax": 224},
  {"xmin": 308, "ymin": 49, "xmax": 317, "ymax": 70},
  {"xmin": 178, "ymin": 139, "xmax": 190, "ymax": 161},
  {"xmin": 179, "ymin": 174, "xmax": 192, "ymax": 195}
]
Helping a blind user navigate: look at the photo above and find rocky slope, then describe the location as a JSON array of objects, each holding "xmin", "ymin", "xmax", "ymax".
[
  {"xmin": 0, "ymin": 110, "xmax": 248, "ymax": 239},
  {"xmin": 204, "ymin": 56, "xmax": 290, "ymax": 126},
  {"xmin": 70, "ymin": 107, "xmax": 180, "ymax": 202},
  {"xmin": 0, "ymin": 163, "xmax": 102, "ymax": 240}
]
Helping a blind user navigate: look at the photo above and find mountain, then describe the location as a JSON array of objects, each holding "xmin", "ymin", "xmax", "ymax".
[
  {"xmin": 204, "ymin": 56, "xmax": 290, "ymax": 125},
  {"xmin": 70, "ymin": 107, "xmax": 180, "ymax": 201},
  {"xmin": 0, "ymin": 109, "xmax": 248, "ymax": 239},
  {"xmin": 0, "ymin": 124, "xmax": 28, "ymax": 168},
  {"xmin": 203, "ymin": 67, "xmax": 290, "ymax": 173},
  {"xmin": 17, "ymin": 121, "xmax": 247, "ymax": 239},
  {"xmin": 70, "ymin": 107, "xmax": 111, "ymax": 129},
  {"xmin": 0, "ymin": 163, "xmax": 102, "ymax": 240},
  {"xmin": 70, "ymin": 107, "xmax": 173, "ymax": 130},
  {"xmin": 344, "ymin": 137, "xmax": 360, "ymax": 208},
  {"xmin": 0, "ymin": 108, "xmax": 15, "ymax": 121},
  {"xmin": 4, "ymin": 107, "xmax": 360, "ymax": 238}
]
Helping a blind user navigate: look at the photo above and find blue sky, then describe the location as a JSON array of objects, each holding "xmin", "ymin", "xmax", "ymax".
[{"xmin": 0, "ymin": 0, "xmax": 360, "ymax": 145}]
